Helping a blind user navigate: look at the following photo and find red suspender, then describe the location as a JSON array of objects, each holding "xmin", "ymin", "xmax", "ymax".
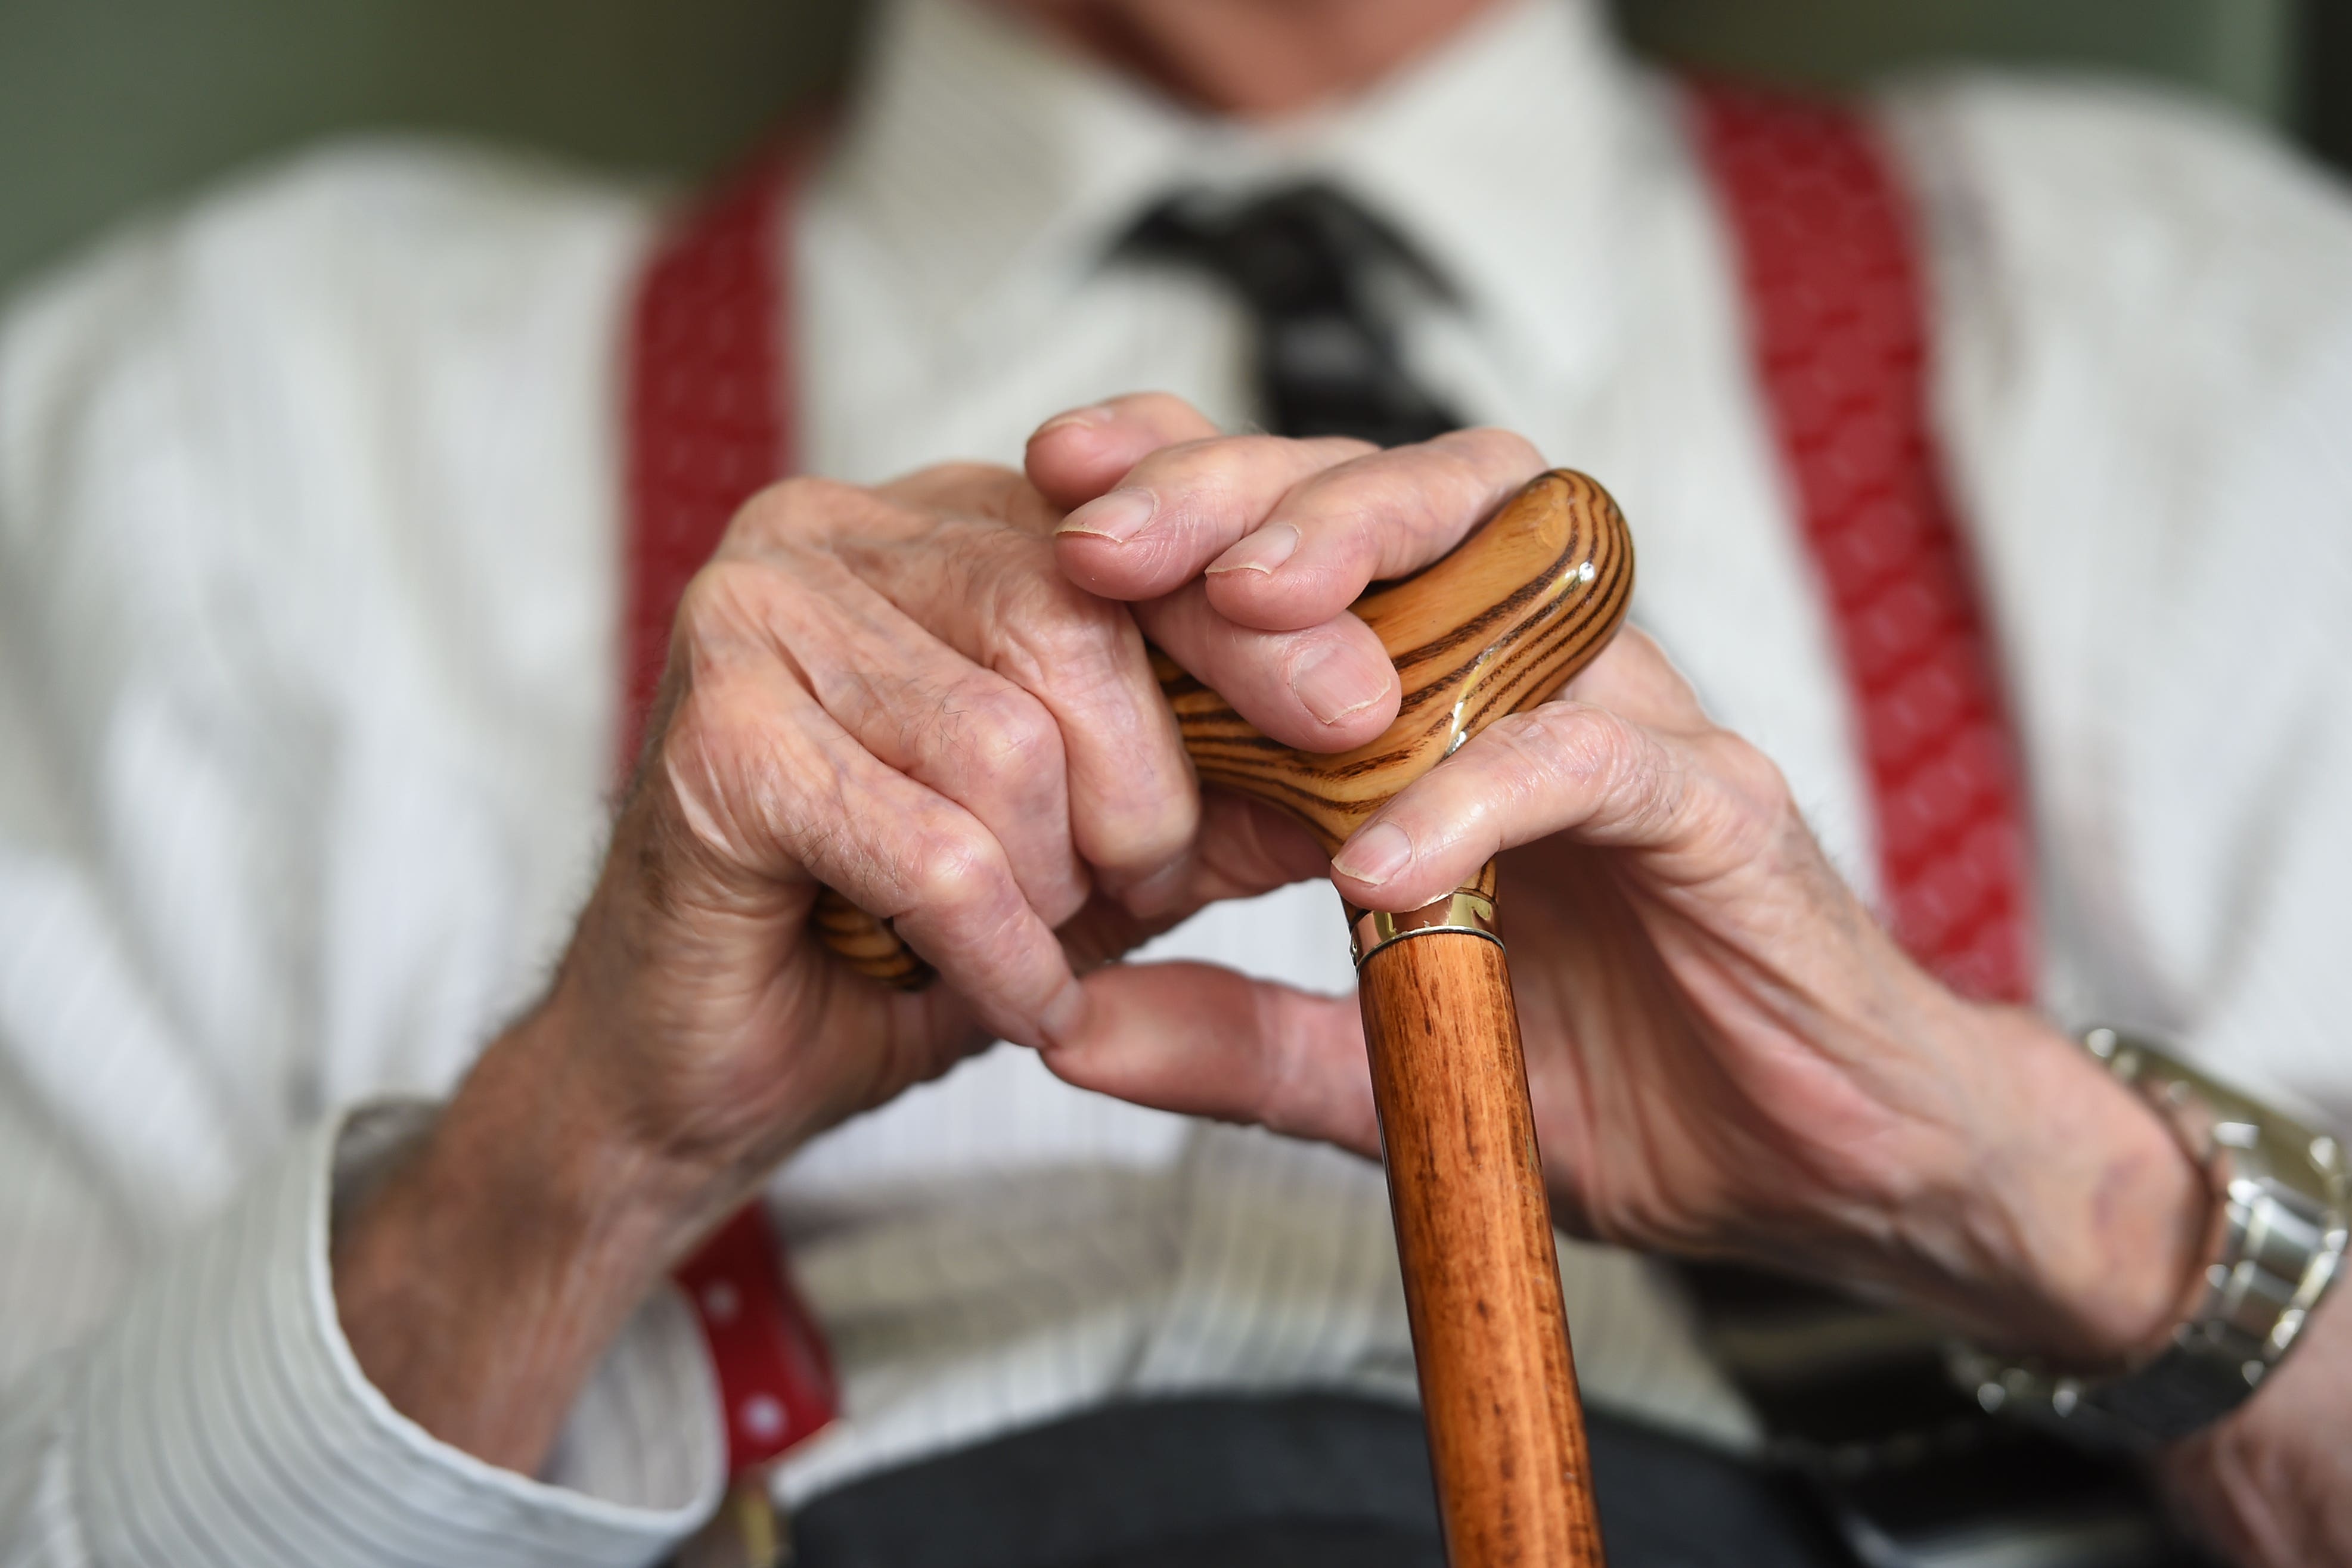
[
  {"xmin": 669, "ymin": 1206, "xmax": 840, "ymax": 1471},
  {"xmin": 623, "ymin": 135, "xmax": 840, "ymax": 1478},
  {"xmin": 620, "ymin": 140, "xmax": 807, "ymax": 769},
  {"xmin": 1692, "ymin": 85, "xmax": 2038, "ymax": 1004},
  {"xmin": 622, "ymin": 85, "xmax": 2042, "ymax": 1476}
]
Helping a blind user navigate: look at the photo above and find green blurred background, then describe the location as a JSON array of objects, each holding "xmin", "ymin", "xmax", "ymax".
[{"xmin": 2, "ymin": 0, "xmax": 2345, "ymax": 297}]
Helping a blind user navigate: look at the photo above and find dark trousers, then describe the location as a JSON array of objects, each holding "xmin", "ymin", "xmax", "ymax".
[{"xmin": 790, "ymin": 1394, "xmax": 1847, "ymax": 1568}]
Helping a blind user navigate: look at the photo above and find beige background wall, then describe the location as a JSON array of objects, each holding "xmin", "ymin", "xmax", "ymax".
[{"xmin": 0, "ymin": 0, "xmax": 2305, "ymax": 296}]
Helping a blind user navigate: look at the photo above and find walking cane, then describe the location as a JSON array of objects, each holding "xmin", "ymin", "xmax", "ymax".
[{"xmin": 818, "ymin": 470, "xmax": 1634, "ymax": 1567}]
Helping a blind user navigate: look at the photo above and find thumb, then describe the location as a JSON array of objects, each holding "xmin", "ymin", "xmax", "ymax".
[{"xmin": 1039, "ymin": 961, "xmax": 1379, "ymax": 1157}]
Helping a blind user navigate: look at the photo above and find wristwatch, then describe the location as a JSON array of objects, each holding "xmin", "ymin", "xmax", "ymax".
[{"xmin": 1951, "ymin": 1027, "xmax": 2348, "ymax": 1451}]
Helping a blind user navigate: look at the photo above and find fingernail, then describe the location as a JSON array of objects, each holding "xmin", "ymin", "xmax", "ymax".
[
  {"xmin": 1039, "ymin": 980, "xmax": 1090, "ymax": 1048},
  {"xmin": 1208, "ymin": 523, "xmax": 1300, "ymax": 577},
  {"xmin": 1036, "ymin": 404, "xmax": 1113, "ymax": 437},
  {"xmin": 1057, "ymin": 488, "xmax": 1156, "ymax": 544},
  {"xmin": 1289, "ymin": 642, "xmax": 1388, "ymax": 726},
  {"xmin": 1332, "ymin": 821, "xmax": 1413, "ymax": 887}
]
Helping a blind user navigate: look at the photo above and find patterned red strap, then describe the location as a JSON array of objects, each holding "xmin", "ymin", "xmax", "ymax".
[
  {"xmin": 620, "ymin": 135, "xmax": 812, "ymax": 769},
  {"xmin": 1691, "ymin": 84, "xmax": 2038, "ymax": 1004},
  {"xmin": 671, "ymin": 1206, "xmax": 840, "ymax": 1468},
  {"xmin": 624, "ymin": 132, "xmax": 839, "ymax": 1477}
]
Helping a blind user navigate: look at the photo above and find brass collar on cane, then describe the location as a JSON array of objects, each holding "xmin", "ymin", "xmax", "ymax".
[{"xmin": 1347, "ymin": 887, "xmax": 1502, "ymax": 968}]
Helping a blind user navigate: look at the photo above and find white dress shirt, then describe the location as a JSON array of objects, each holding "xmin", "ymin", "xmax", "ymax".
[{"xmin": 5, "ymin": 0, "xmax": 2351, "ymax": 1562}]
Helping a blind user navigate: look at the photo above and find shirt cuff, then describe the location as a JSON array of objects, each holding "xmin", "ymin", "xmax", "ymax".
[{"xmin": 73, "ymin": 1104, "xmax": 724, "ymax": 1568}]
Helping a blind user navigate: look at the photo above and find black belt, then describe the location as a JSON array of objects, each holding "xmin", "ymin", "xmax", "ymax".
[
  {"xmin": 680, "ymin": 1308, "xmax": 2220, "ymax": 1568},
  {"xmin": 762, "ymin": 1393, "xmax": 1845, "ymax": 1568}
]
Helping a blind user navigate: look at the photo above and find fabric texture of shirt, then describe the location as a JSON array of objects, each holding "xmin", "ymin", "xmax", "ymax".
[{"xmin": 5, "ymin": 0, "xmax": 2351, "ymax": 1561}]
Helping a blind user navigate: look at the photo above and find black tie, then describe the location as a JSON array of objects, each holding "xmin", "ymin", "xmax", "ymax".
[{"xmin": 1119, "ymin": 183, "xmax": 1464, "ymax": 447}]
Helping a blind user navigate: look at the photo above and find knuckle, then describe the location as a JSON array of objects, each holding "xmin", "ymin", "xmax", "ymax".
[
  {"xmin": 1331, "ymin": 459, "xmax": 1417, "ymax": 523},
  {"xmin": 734, "ymin": 474, "xmax": 863, "ymax": 545},
  {"xmin": 997, "ymin": 579, "xmax": 1129, "ymax": 689},
  {"xmin": 907, "ymin": 824, "xmax": 1016, "ymax": 921},
  {"xmin": 1721, "ymin": 735, "xmax": 1792, "ymax": 810},
  {"xmin": 674, "ymin": 553, "xmax": 840, "ymax": 675},
  {"xmin": 1521, "ymin": 702, "xmax": 1621, "ymax": 775},
  {"xmin": 1706, "ymin": 737, "xmax": 1798, "ymax": 849},
  {"xmin": 674, "ymin": 556, "xmax": 770, "ymax": 641},
  {"xmin": 1512, "ymin": 702, "xmax": 1679, "ymax": 825},
  {"xmin": 944, "ymin": 679, "xmax": 1063, "ymax": 783},
  {"xmin": 1310, "ymin": 448, "xmax": 1487, "ymax": 562}
]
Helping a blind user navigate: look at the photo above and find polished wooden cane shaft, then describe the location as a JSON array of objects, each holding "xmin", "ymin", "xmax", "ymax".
[{"xmin": 1360, "ymin": 899, "xmax": 1602, "ymax": 1568}]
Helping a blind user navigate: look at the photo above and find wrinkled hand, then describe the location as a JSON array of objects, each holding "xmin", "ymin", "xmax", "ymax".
[
  {"xmin": 564, "ymin": 395, "xmax": 1547, "ymax": 1184},
  {"xmin": 1040, "ymin": 408, "xmax": 2207, "ymax": 1370},
  {"xmin": 331, "ymin": 394, "xmax": 1547, "ymax": 1470}
]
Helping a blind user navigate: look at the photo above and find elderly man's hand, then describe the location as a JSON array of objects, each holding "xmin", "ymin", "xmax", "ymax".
[
  {"xmin": 327, "ymin": 394, "xmax": 1548, "ymax": 1473},
  {"xmin": 1035, "ymin": 405, "xmax": 2212, "ymax": 1380},
  {"xmin": 543, "ymin": 397, "xmax": 1542, "ymax": 1173}
]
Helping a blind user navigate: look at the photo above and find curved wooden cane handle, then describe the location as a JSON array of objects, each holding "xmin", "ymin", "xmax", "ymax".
[
  {"xmin": 814, "ymin": 468, "xmax": 1633, "ymax": 976},
  {"xmin": 817, "ymin": 470, "xmax": 1633, "ymax": 1567},
  {"xmin": 1155, "ymin": 467, "xmax": 1631, "ymax": 851}
]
